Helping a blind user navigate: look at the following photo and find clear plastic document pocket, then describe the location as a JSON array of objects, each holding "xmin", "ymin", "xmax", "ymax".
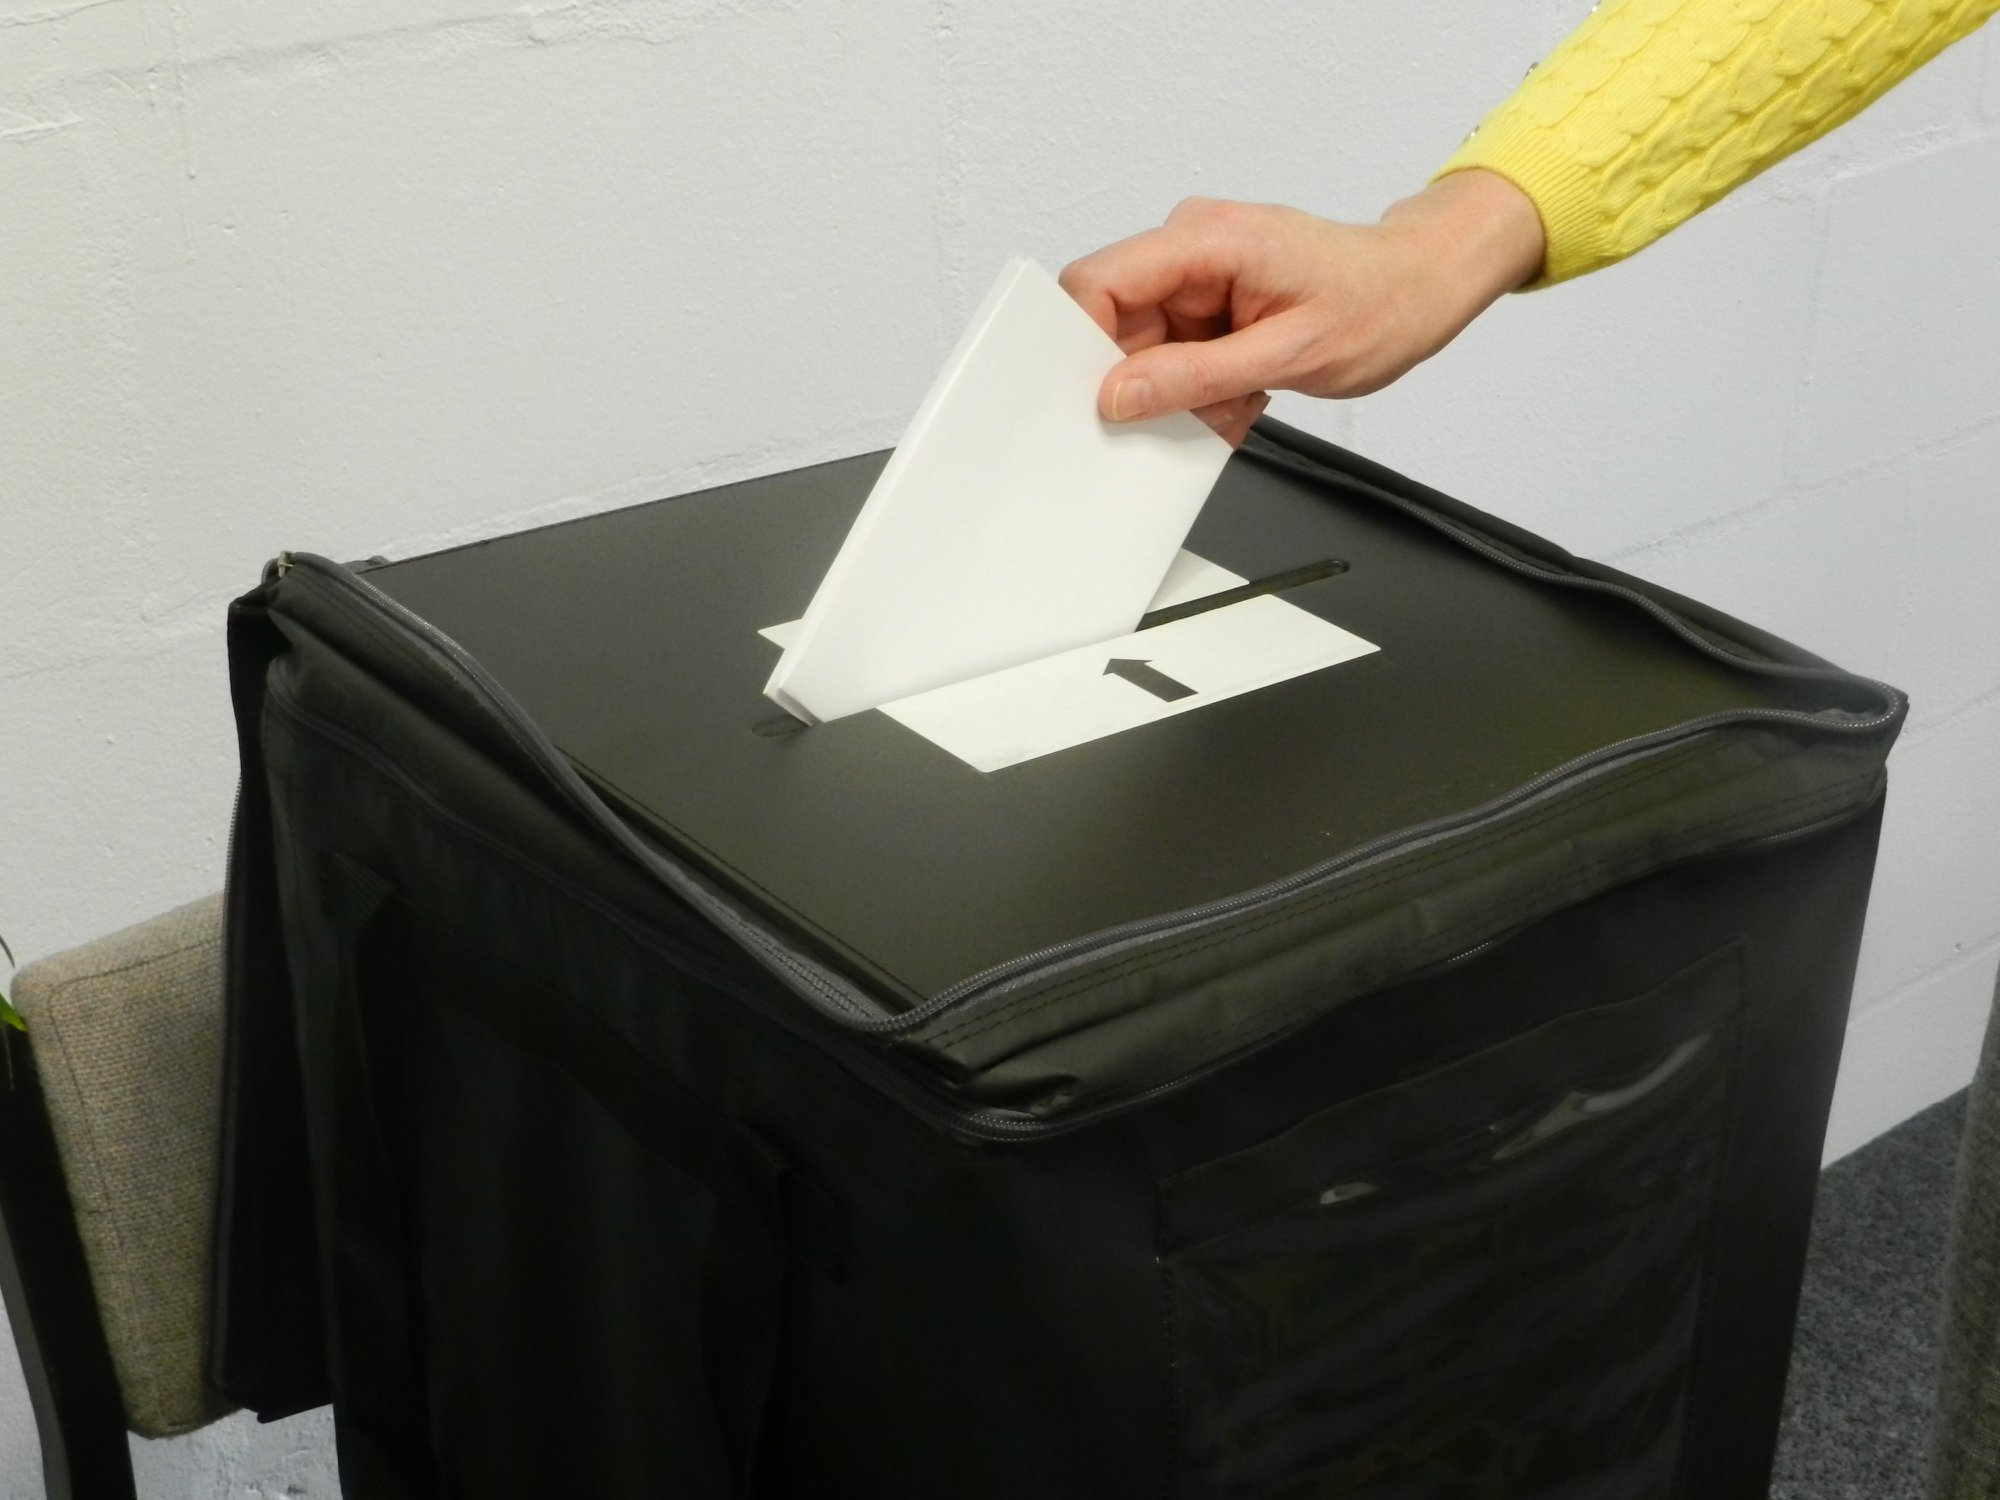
[{"xmin": 1157, "ymin": 945, "xmax": 1745, "ymax": 1499}]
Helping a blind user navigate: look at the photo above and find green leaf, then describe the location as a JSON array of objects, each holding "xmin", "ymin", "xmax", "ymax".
[
  {"xmin": 0, "ymin": 929, "xmax": 17, "ymax": 1034},
  {"xmin": 0, "ymin": 930, "xmax": 20, "ymax": 1041}
]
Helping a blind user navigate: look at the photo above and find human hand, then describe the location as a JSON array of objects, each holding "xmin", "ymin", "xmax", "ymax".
[{"xmin": 1058, "ymin": 170, "xmax": 1545, "ymax": 446}]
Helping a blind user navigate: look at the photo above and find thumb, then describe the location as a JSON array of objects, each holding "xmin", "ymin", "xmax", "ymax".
[{"xmin": 1098, "ymin": 318, "xmax": 1297, "ymax": 422}]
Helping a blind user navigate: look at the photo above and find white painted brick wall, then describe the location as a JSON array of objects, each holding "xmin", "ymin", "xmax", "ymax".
[
  {"xmin": 1802, "ymin": 140, "xmax": 2000, "ymax": 485},
  {"xmin": 1, "ymin": 1, "xmax": 1993, "ymax": 1490}
]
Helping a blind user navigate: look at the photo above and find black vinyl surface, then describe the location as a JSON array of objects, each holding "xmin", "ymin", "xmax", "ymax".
[{"xmin": 367, "ymin": 442, "xmax": 1789, "ymax": 1004}]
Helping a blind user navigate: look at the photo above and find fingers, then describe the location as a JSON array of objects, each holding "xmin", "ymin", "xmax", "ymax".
[
  {"xmin": 1059, "ymin": 216, "xmax": 1235, "ymax": 345},
  {"xmin": 1062, "ymin": 198, "xmax": 1314, "ymax": 427},
  {"xmin": 1097, "ymin": 313, "xmax": 1302, "ymax": 422},
  {"xmin": 1068, "ymin": 185, "xmax": 1527, "ymax": 422},
  {"xmin": 1194, "ymin": 392, "xmax": 1271, "ymax": 449}
]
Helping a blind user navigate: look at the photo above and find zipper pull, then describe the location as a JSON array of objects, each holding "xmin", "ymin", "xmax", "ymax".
[{"xmin": 269, "ymin": 551, "xmax": 295, "ymax": 580}]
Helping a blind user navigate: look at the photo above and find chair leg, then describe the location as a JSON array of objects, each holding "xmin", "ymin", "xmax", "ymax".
[
  {"xmin": 0, "ymin": 1035, "xmax": 139, "ymax": 1500},
  {"xmin": 1931, "ymin": 969, "xmax": 2000, "ymax": 1499}
]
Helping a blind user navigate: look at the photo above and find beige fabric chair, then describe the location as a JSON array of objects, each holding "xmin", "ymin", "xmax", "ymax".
[{"xmin": 8, "ymin": 895, "xmax": 236, "ymax": 1447}]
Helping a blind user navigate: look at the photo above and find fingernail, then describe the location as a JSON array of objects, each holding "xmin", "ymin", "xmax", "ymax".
[{"xmin": 1109, "ymin": 377, "xmax": 1154, "ymax": 422}]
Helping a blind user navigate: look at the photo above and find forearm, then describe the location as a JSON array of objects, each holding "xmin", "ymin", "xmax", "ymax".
[
  {"xmin": 1377, "ymin": 169, "xmax": 1549, "ymax": 318},
  {"xmin": 1436, "ymin": 0, "xmax": 2000, "ymax": 287}
]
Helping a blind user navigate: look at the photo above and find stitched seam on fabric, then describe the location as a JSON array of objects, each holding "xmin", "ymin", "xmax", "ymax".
[
  {"xmin": 928, "ymin": 734, "xmax": 1727, "ymax": 1048},
  {"xmin": 30, "ymin": 932, "xmax": 216, "ymax": 994}
]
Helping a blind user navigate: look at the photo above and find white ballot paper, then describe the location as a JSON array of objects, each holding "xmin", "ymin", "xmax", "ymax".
[{"xmin": 764, "ymin": 258, "xmax": 1232, "ymax": 724}]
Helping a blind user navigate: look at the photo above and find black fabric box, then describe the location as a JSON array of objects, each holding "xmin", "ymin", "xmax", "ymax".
[{"xmin": 210, "ymin": 421, "xmax": 1905, "ymax": 1498}]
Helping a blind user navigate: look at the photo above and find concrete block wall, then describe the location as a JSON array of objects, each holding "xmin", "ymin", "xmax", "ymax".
[{"xmin": 1, "ymin": 1, "xmax": 1993, "ymax": 1490}]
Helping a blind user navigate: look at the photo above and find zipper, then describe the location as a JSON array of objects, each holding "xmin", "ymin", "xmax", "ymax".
[
  {"xmin": 221, "ymin": 780, "xmax": 243, "ymax": 939},
  {"xmin": 914, "ymin": 713, "xmax": 1812, "ymax": 1022},
  {"xmin": 914, "ymin": 787, "xmax": 1889, "ymax": 1144},
  {"xmin": 262, "ymin": 654, "xmax": 1877, "ymax": 1148},
  {"xmin": 263, "ymin": 478, "xmax": 1902, "ymax": 1141}
]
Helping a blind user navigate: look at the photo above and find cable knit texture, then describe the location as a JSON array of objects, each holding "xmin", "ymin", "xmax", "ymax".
[{"xmin": 1436, "ymin": 0, "xmax": 2000, "ymax": 286}]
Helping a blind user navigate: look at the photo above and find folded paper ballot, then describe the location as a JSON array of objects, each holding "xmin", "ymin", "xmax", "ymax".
[{"xmin": 764, "ymin": 257, "xmax": 1233, "ymax": 724}]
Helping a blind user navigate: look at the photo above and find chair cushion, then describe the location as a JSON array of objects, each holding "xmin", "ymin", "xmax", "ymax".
[{"xmin": 12, "ymin": 894, "xmax": 236, "ymax": 1438}]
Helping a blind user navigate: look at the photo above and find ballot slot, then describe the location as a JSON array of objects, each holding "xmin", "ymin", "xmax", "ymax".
[
  {"xmin": 1135, "ymin": 558, "xmax": 1348, "ymax": 631},
  {"xmin": 756, "ymin": 549, "xmax": 1377, "ymax": 771},
  {"xmin": 758, "ymin": 553, "xmax": 1351, "ymax": 690},
  {"xmin": 756, "ymin": 547, "xmax": 1247, "ymax": 659}
]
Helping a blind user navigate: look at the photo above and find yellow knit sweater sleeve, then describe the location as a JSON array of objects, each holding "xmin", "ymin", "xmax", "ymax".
[{"xmin": 1435, "ymin": 0, "xmax": 1999, "ymax": 286}]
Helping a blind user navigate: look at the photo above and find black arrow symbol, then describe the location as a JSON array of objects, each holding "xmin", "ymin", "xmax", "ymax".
[{"xmin": 1104, "ymin": 658, "xmax": 1197, "ymax": 702}]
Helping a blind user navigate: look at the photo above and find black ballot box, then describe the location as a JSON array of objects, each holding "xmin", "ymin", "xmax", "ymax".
[{"xmin": 210, "ymin": 420, "xmax": 1905, "ymax": 1499}]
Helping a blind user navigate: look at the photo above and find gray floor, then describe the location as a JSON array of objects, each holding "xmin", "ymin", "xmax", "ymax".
[{"xmin": 1769, "ymin": 1091, "xmax": 1969, "ymax": 1499}]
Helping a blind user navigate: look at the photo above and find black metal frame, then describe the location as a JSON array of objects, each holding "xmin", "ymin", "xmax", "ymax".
[{"xmin": 0, "ymin": 1031, "xmax": 138, "ymax": 1499}]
